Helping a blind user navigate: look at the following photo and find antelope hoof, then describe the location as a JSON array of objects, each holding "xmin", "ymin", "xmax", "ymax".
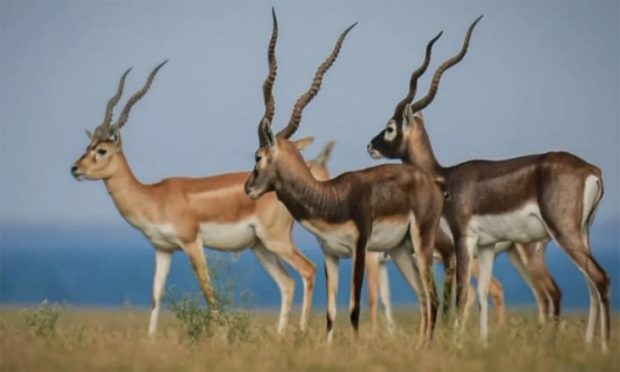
[
  {"xmin": 414, "ymin": 337, "xmax": 426, "ymax": 350},
  {"xmin": 602, "ymin": 343, "xmax": 609, "ymax": 354},
  {"xmin": 452, "ymin": 332, "xmax": 464, "ymax": 349},
  {"xmin": 326, "ymin": 330, "xmax": 334, "ymax": 344},
  {"xmin": 387, "ymin": 323, "xmax": 396, "ymax": 337}
]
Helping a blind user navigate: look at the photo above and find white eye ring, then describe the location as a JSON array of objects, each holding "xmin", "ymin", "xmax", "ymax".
[{"xmin": 384, "ymin": 123, "xmax": 397, "ymax": 141}]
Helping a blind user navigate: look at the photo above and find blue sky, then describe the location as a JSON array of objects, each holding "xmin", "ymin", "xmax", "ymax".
[{"xmin": 1, "ymin": 1, "xmax": 618, "ymax": 228}]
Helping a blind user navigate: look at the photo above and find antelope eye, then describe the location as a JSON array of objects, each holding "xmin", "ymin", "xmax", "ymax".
[
  {"xmin": 97, "ymin": 148, "xmax": 107, "ymax": 156},
  {"xmin": 386, "ymin": 127, "xmax": 394, "ymax": 134},
  {"xmin": 255, "ymin": 155, "xmax": 262, "ymax": 163}
]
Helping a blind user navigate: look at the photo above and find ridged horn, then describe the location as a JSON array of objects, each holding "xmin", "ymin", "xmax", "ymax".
[
  {"xmin": 409, "ymin": 15, "xmax": 482, "ymax": 115},
  {"xmin": 277, "ymin": 22, "xmax": 357, "ymax": 139},
  {"xmin": 94, "ymin": 67, "xmax": 131, "ymax": 137},
  {"xmin": 259, "ymin": 7, "xmax": 279, "ymax": 147},
  {"xmin": 392, "ymin": 31, "xmax": 442, "ymax": 120},
  {"xmin": 115, "ymin": 60, "xmax": 168, "ymax": 129}
]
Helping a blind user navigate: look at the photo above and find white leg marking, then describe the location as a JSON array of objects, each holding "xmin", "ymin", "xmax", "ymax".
[
  {"xmin": 389, "ymin": 242, "xmax": 426, "ymax": 344},
  {"xmin": 477, "ymin": 247, "xmax": 495, "ymax": 343},
  {"xmin": 598, "ymin": 284, "xmax": 609, "ymax": 353},
  {"xmin": 378, "ymin": 259, "xmax": 395, "ymax": 334},
  {"xmin": 324, "ymin": 254, "xmax": 339, "ymax": 343},
  {"xmin": 581, "ymin": 274, "xmax": 600, "ymax": 346},
  {"xmin": 262, "ymin": 239, "xmax": 316, "ymax": 332},
  {"xmin": 581, "ymin": 210, "xmax": 608, "ymax": 352},
  {"xmin": 545, "ymin": 291, "xmax": 555, "ymax": 320},
  {"xmin": 251, "ymin": 245, "xmax": 294, "ymax": 334},
  {"xmin": 149, "ymin": 249, "xmax": 172, "ymax": 337},
  {"xmin": 455, "ymin": 235, "xmax": 477, "ymax": 334}
]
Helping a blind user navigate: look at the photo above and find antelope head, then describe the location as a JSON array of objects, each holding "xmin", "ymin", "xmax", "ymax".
[
  {"xmin": 245, "ymin": 9, "xmax": 355, "ymax": 199},
  {"xmin": 367, "ymin": 16, "xmax": 482, "ymax": 162},
  {"xmin": 71, "ymin": 61, "xmax": 167, "ymax": 180}
]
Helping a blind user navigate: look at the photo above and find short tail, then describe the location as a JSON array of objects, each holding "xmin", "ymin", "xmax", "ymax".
[
  {"xmin": 588, "ymin": 176, "xmax": 603, "ymax": 228},
  {"xmin": 582, "ymin": 172, "xmax": 604, "ymax": 243}
]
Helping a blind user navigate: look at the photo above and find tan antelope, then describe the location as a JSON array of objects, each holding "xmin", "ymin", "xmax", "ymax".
[
  {"xmin": 70, "ymin": 59, "xmax": 323, "ymax": 335},
  {"xmin": 244, "ymin": 21, "xmax": 446, "ymax": 346},
  {"xmin": 367, "ymin": 17, "xmax": 608, "ymax": 351},
  {"xmin": 70, "ymin": 63, "xmax": 333, "ymax": 336}
]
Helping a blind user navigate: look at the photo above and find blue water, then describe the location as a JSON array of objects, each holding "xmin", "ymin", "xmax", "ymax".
[{"xmin": 1, "ymin": 222, "xmax": 618, "ymax": 310}]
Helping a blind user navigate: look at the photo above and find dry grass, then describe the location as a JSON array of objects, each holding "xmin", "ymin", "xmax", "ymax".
[{"xmin": 0, "ymin": 307, "xmax": 618, "ymax": 371}]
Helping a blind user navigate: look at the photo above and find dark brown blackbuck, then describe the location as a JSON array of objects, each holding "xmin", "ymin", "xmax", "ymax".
[
  {"xmin": 367, "ymin": 16, "xmax": 608, "ymax": 351},
  {"xmin": 385, "ymin": 26, "xmax": 514, "ymax": 327},
  {"xmin": 307, "ymin": 142, "xmax": 397, "ymax": 334},
  {"xmin": 373, "ymin": 19, "xmax": 562, "ymax": 330},
  {"xmin": 244, "ymin": 20, "xmax": 446, "ymax": 347}
]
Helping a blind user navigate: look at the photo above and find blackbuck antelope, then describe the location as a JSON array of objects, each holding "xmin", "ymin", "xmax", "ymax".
[
  {"xmin": 373, "ymin": 20, "xmax": 561, "ymax": 329},
  {"xmin": 367, "ymin": 17, "xmax": 608, "ymax": 351},
  {"xmin": 244, "ymin": 21, "xmax": 446, "ymax": 346},
  {"xmin": 307, "ymin": 142, "xmax": 396, "ymax": 334},
  {"xmin": 70, "ymin": 28, "xmax": 341, "ymax": 336},
  {"xmin": 249, "ymin": 9, "xmax": 396, "ymax": 338}
]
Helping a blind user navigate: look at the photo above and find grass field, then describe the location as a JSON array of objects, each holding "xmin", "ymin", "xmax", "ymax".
[{"xmin": 1, "ymin": 305, "xmax": 618, "ymax": 371}]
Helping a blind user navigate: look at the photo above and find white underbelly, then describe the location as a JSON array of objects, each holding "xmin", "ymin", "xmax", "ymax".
[
  {"xmin": 468, "ymin": 203, "xmax": 549, "ymax": 246},
  {"xmin": 199, "ymin": 221, "xmax": 256, "ymax": 251},
  {"xmin": 140, "ymin": 222, "xmax": 180, "ymax": 250},
  {"xmin": 491, "ymin": 241, "xmax": 512, "ymax": 254},
  {"xmin": 367, "ymin": 220, "xmax": 409, "ymax": 252},
  {"xmin": 302, "ymin": 220, "xmax": 357, "ymax": 258},
  {"xmin": 125, "ymin": 215, "xmax": 178, "ymax": 250},
  {"xmin": 303, "ymin": 219, "xmax": 410, "ymax": 258}
]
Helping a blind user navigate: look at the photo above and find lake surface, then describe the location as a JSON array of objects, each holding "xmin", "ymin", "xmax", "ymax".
[{"xmin": 1, "ymin": 222, "xmax": 618, "ymax": 310}]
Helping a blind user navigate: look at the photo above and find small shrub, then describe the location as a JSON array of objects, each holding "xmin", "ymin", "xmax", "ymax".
[
  {"xmin": 21, "ymin": 300, "xmax": 60, "ymax": 337},
  {"xmin": 164, "ymin": 289, "xmax": 214, "ymax": 341},
  {"xmin": 163, "ymin": 253, "xmax": 252, "ymax": 343}
]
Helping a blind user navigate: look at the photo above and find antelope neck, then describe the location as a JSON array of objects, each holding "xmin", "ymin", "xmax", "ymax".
[
  {"xmin": 405, "ymin": 127, "xmax": 444, "ymax": 177},
  {"xmin": 273, "ymin": 155, "xmax": 345, "ymax": 223},
  {"xmin": 103, "ymin": 153, "xmax": 153, "ymax": 221}
]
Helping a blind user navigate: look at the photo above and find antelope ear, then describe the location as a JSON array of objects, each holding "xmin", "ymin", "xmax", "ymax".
[
  {"xmin": 292, "ymin": 136, "xmax": 315, "ymax": 151},
  {"xmin": 260, "ymin": 118, "xmax": 276, "ymax": 147},
  {"xmin": 85, "ymin": 129, "xmax": 93, "ymax": 140},
  {"xmin": 109, "ymin": 126, "xmax": 122, "ymax": 148},
  {"xmin": 402, "ymin": 104, "xmax": 415, "ymax": 127},
  {"xmin": 313, "ymin": 140, "xmax": 335, "ymax": 165}
]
